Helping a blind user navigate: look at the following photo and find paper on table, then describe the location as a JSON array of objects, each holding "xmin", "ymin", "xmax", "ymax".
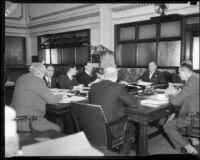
[
  {"xmin": 22, "ymin": 131, "xmax": 104, "ymax": 156},
  {"xmin": 137, "ymin": 81, "xmax": 152, "ymax": 86},
  {"xmin": 141, "ymin": 98, "xmax": 168, "ymax": 107},
  {"xmin": 59, "ymin": 96, "xmax": 87, "ymax": 103}
]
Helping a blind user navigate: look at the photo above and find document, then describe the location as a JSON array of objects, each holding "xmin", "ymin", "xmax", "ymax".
[
  {"xmin": 22, "ymin": 132, "xmax": 104, "ymax": 156},
  {"xmin": 140, "ymin": 95, "xmax": 169, "ymax": 107},
  {"xmin": 59, "ymin": 96, "xmax": 87, "ymax": 103},
  {"xmin": 137, "ymin": 81, "xmax": 152, "ymax": 86}
]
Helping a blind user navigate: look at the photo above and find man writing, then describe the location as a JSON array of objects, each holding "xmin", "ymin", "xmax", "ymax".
[{"xmin": 164, "ymin": 62, "xmax": 199, "ymax": 154}]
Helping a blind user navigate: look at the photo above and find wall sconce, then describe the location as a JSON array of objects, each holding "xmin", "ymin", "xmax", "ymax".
[{"xmin": 154, "ymin": 3, "xmax": 169, "ymax": 16}]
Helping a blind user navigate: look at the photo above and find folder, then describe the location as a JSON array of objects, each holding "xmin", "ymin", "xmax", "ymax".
[{"xmin": 22, "ymin": 131, "xmax": 104, "ymax": 156}]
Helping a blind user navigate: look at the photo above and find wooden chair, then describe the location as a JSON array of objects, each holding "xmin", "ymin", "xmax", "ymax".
[
  {"xmin": 180, "ymin": 112, "xmax": 200, "ymax": 138},
  {"xmin": 71, "ymin": 102, "xmax": 135, "ymax": 151},
  {"xmin": 15, "ymin": 115, "xmax": 64, "ymax": 147}
]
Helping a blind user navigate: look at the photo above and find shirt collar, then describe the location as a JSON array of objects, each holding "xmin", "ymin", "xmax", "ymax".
[{"xmin": 67, "ymin": 73, "xmax": 72, "ymax": 80}]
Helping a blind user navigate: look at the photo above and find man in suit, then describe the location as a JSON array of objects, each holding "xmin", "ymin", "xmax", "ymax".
[
  {"xmin": 164, "ymin": 62, "xmax": 199, "ymax": 154},
  {"xmin": 11, "ymin": 63, "xmax": 63, "ymax": 132},
  {"xmin": 89, "ymin": 67, "xmax": 140, "ymax": 155},
  {"xmin": 76, "ymin": 62, "xmax": 98, "ymax": 87},
  {"xmin": 137, "ymin": 61, "xmax": 167, "ymax": 88},
  {"xmin": 44, "ymin": 65, "xmax": 57, "ymax": 88},
  {"xmin": 58, "ymin": 65, "xmax": 82, "ymax": 89}
]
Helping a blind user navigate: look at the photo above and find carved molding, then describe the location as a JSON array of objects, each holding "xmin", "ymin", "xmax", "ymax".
[
  {"xmin": 28, "ymin": 11, "xmax": 100, "ymax": 29},
  {"xmin": 112, "ymin": 3, "xmax": 152, "ymax": 13},
  {"xmin": 6, "ymin": 4, "xmax": 23, "ymax": 21},
  {"xmin": 28, "ymin": 4, "xmax": 95, "ymax": 21}
]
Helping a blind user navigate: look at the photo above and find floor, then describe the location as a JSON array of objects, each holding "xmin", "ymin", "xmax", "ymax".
[{"xmin": 129, "ymin": 134, "xmax": 180, "ymax": 156}]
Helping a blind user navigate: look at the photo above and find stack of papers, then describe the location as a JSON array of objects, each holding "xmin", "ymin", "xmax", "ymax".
[
  {"xmin": 59, "ymin": 96, "xmax": 87, "ymax": 103},
  {"xmin": 22, "ymin": 131, "xmax": 104, "ymax": 156}
]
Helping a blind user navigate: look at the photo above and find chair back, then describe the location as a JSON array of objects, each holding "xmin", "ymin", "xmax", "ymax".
[{"xmin": 71, "ymin": 102, "xmax": 108, "ymax": 146}]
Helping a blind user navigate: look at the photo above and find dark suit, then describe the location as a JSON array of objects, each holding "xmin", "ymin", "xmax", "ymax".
[
  {"xmin": 89, "ymin": 80, "xmax": 140, "ymax": 154},
  {"xmin": 43, "ymin": 76, "xmax": 57, "ymax": 88},
  {"xmin": 140, "ymin": 70, "xmax": 166, "ymax": 84},
  {"xmin": 58, "ymin": 74, "xmax": 78, "ymax": 89},
  {"xmin": 11, "ymin": 73, "xmax": 62, "ymax": 131},
  {"xmin": 89, "ymin": 80, "xmax": 140, "ymax": 134},
  {"xmin": 76, "ymin": 70, "xmax": 97, "ymax": 87},
  {"xmin": 164, "ymin": 75, "xmax": 199, "ymax": 148},
  {"xmin": 139, "ymin": 70, "xmax": 167, "ymax": 88}
]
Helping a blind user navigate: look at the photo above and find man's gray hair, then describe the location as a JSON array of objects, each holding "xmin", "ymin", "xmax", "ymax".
[
  {"xmin": 104, "ymin": 67, "xmax": 118, "ymax": 79},
  {"xmin": 29, "ymin": 63, "xmax": 46, "ymax": 75}
]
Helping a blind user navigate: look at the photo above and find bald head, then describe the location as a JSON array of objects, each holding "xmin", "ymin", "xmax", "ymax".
[
  {"xmin": 29, "ymin": 63, "xmax": 46, "ymax": 78},
  {"xmin": 103, "ymin": 67, "xmax": 118, "ymax": 82}
]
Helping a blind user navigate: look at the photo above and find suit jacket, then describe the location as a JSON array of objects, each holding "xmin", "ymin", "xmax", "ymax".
[
  {"xmin": 140, "ymin": 70, "xmax": 167, "ymax": 88},
  {"xmin": 89, "ymin": 80, "xmax": 140, "ymax": 135},
  {"xmin": 43, "ymin": 76, "xmax": 57, "ymax": 88},
  {"xmin": 76, "ymin": 70, "xmax": 97, "ymax": 87},
  {"xmin": 58, "ymin": 74, "xmax": 78, "ymax": 89},
  {"xmin": 11, "ymin": 73, "xmax": 62, "ymax": 130},
  {"xmin": 169, "ymin": 75, "xmax": 199, "ymax": 118}
]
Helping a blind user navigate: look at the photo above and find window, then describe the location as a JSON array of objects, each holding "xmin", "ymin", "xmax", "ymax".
[
  {"xmin": 5, "ymin": 36, "xmax": 26, "ymax": 65},
  {"xmin": 38, "ymin": 29, "xmax": 90, "ymax": 65},
  {"xmin": 115, "ymin": 17, "xmax": 182, "ymax": 68},
  {"xmin": 192, "ymin": 36, "xmax": 199, "ymax": 70}
]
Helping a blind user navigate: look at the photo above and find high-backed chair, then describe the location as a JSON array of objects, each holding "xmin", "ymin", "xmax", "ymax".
[
  {"xmin": 71, "ymin": 102, "xmax": 135, "ymax": 151},
  {"xmin": 180, "ymin": 112, "xmax": 200, "ymax": 138}
]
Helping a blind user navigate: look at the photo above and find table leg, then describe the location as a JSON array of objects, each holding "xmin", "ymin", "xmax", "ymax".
[{"xmin": 137, "ymin": 124, "xmax": 148, "ymax": 156}]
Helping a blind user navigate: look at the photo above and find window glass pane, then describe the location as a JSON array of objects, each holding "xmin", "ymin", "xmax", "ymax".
[
  {"xmin": 40, "ymin": 49, "xmax": 50, "ymax": 64},
  {"xmin": 75, "ymin": 46, "xmax": 89, "ymax": 65},
  {"xmin": 158, "ymin": 41, "xmax": 181, "ymax": 66},
  {"xmin": 62, "ymin": 48, "xmax": 75, "ymax": 65},
  {"xmin": 193, "ymin": 37, "xmax": 199, "ymax": 70},
  {"xmin": 160, "ymin": 21, "xmax": 181, "ymax": 37},
  {"xmin": 5, "ymin": 36, "xmax": 25, "ymax": 65},
  {"xmin": 115, "ymin": 43, "xmax": 136, "ymax": 67},
  {"xmin": 137, "ymin": 42, "xmax": 156, "ymax": 66},
  {"xmin": 51, "ymin": 48, "xmax": 62, "ymax": 64},
  {"xmin": 139, "ymin": 24, "xmax": 156, "ymax": 39},
  {"xmin": 120, "ymin": 26, "xmax": 135, "ymax": 41}
]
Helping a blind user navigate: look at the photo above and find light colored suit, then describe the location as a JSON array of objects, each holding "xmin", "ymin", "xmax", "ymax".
[
  {"xmin": 11, "ymin": 73, "xmax": 62, "ymax": 131},
  {"xmin": 164, "ymin": 75, "xmax": 199, "ymax": 148}
]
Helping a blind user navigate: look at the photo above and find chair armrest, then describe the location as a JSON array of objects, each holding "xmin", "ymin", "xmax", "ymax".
[
  {"xmin": 107, "ymin": 115, "xmax": 131, "ymax": 127},
  {"xmin": 14, "ymin": 115, "xmax": 38, "ymax": 133},
  {"xmin": 106, "ymin": 115, "xmax": 131, "ymax": 139}
]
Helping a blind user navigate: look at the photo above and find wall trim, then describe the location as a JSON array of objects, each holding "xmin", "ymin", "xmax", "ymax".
[
  {"xmin": 28, "ymin": 4, "xmax": 95, "ymax": 21},
  {"xmin": 112, "ymin": 3, "xmax": 152, "ymax": 13},
  {"xmin": 6, "ymin": 4, "xmax": 23, "ymax": 21},
  {"xmin": 5, "ymin": 25, "xmax": 26, "ymax": 29},
  {"xmin": 28, "ymin": 11, "xmax": 100, "ymax": 29}
]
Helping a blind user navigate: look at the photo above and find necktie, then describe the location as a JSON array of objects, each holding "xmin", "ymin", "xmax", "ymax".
[{"xmin": 47, "ymin": 79, "xmax": 51, "ymax": 88}]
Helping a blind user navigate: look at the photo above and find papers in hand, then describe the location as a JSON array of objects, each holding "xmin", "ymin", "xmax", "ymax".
[
  {"xmin": 141, "ymin": 94, "xmax": 169, "ymax": 107},
  {"xmin": 59, "ymin": 96, "xmax": 87, "ymax": 103},
  {"xmin": 22, "ymin": 131, "xmax": 104, "ymax": 156}
]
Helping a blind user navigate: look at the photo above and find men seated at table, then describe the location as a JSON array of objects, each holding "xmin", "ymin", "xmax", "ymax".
[
  {"xmin": 164, "ymin": 62, "xmax": 199, "ymax": 154},
  {"xmin": 88, "ymin": 67, "xmax": 140, "ymax": 155},
  {"xmin": 76, "ymin": 62, "xmax": 99, "ymax": 87},
  {"xmin": 137, "ymin": 61, "xmax": 167, "ymax": 88},
  {"xmin": 11, "ymin": 63, "xmax": 63, "ymax": 132},
  {"xmin": 58, "ymin": 65, "xmax": 83, "ymax": 89},
  {"xmin": 44, "ymin": 65, "xmax": 57, "ymax": 88}
]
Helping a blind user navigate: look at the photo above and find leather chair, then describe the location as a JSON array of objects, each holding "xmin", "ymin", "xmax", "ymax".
[
  {"xmin": 71, "ymin": 102, "xmax": 135, "ymax": 151},
  {"xmin": 180, "ymin": 112, "xmax": 200, "ymax": 138}
]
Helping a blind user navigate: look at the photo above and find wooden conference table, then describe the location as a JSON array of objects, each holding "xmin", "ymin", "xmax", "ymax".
[{"xmin": 46, "ymin": 87, "xmax": 179, "ymax": 156}]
